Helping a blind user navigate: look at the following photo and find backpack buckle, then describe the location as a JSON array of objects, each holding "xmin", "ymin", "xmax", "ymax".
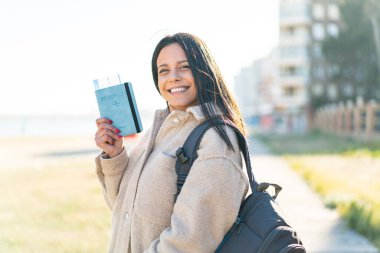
[
  {"xmin": 258, "ymin": 182, "xmax": 282, "ymax": 199},
  {"xmin": 176, "ymin": 147, "xmax": 189, "ymax": 164}
]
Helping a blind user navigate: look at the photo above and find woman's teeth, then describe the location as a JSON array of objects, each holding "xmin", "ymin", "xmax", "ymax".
[{"xmin": 170, "ymin": 87, "xmax": 188, "ymax": 93}]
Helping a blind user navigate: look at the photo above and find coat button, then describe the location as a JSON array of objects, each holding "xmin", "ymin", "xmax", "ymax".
[
  {"xmin": 173, "ymin": 118, "xmax": 179, "ymax": 124},
  {"xmin": 125, "ymin": 212, "xmax": 129, "ymax": 219}
]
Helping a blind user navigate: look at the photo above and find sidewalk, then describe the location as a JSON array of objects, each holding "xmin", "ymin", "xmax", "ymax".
[{"xmin": 248, "ymin": 138, "xmax": 379, "ymax": 253}]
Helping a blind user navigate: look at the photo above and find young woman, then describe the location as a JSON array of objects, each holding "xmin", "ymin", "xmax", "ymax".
[{"xmin": 94, "ymin": 32, "xmax": 249, "ymax": 253}]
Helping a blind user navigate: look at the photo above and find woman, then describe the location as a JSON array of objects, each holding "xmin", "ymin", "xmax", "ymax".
[{"xmin": 94, "ymin": 32, "xmax": 249, "ymax": 253}]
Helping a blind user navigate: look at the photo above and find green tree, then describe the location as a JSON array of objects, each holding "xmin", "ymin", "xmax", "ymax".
[
  {"xmin": 321, "ymin": 0, "xmax": 380, "ymax": 106},
  {"xmin": 365, "ymin": 0, "xmax": 380, "ymax": 87}
]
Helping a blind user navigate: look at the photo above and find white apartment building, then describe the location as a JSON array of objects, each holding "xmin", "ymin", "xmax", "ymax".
[
  {"xmin": 235, "ymin": 0, "xmax": 340, "ymax": 133},
  {"xmin": 277, "ymin": 0, "xmax": 311, "ymax": 132},
  {"xmin": 234, "ymin": 51, "xmax": 280, "ymax": 131},
  {"xmin": 278, "ymin": 0, "xmax": 340, "ymax": 131},
  {"xmin": 234, "ymin": 64, "xmax": 260, "ymax": 118}
]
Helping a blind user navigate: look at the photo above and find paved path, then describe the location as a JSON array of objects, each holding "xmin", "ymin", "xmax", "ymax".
[{"xmin": 247, "ymin": 138, "xmax": 379, "ymax": 253}]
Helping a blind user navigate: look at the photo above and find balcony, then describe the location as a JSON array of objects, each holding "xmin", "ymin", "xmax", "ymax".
[
  {"xmin": 279, "ymin": 35, "xmax": 310, "ymax": 47},
  {"xmin": 280, "ymin": 15, "xmax": 311, "ymax": 27},
  {"xmin": 277, "ymin": 93, "xmax": 308, "ymax": 109},
  {"xmin": 280, "ymin": 1, "xmax": 311, "ymax": 27},
  {"xmin": 280, "ymin": 75, "xmax": 307, "ymax": 87},
  {"xmin": 278, "ymin": 56, "xmax": 308, "ymax": 68}
]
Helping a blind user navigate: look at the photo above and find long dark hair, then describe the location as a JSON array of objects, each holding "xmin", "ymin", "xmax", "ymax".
[{"xmin": 151, "ymin": 32, "xmax": 246, "ymax": 150}]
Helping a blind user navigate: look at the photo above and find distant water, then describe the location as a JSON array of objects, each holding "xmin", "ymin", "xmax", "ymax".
[
  {"xmin": 0, "ymin": 116, "xmax": 96, "ymax": 137},
  {"xmin": 0, "ymin": 114, "xmax": 153, "ymax": 137}
]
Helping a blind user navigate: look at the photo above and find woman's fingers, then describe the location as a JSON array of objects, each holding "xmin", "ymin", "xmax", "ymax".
[
  {"xmin": 95, "ymin": 118, "xmax": 121, "ymax": 135},
  {"xmin": 95, "ymin": 127, "xmax": 123, "ymax": 147},
  {"xmin": 96, "ymin": 117, "xmax": 112, "ymax": 127},
  {"xmin": 95, "ymin": 131, "xmax": 112, "ymax": 146},
  {"xmin": 99, "ymin": 124, "xmax": 121, "ymax": 135},
  {"xmin": 95, "ymin": 117, "xmax": 124, "ymax": 157},
  {"xmin": 98, "ymin": 128, "xmax": 122, "ymax": 141}
]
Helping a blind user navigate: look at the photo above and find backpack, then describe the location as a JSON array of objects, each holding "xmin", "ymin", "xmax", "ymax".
[{"xmin": 174, "ymin": 120, "xmax": 306, "ymax": 253}]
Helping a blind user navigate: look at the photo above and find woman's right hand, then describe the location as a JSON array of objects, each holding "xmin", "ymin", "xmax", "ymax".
[{"xmin": 95, "ymin": 118, "xmax": 124, "ymax": 158}]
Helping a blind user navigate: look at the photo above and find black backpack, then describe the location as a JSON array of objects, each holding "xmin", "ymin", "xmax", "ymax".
[{"xmin": 174, "ymin": 120, "xmax": 306, "ymax": 253}]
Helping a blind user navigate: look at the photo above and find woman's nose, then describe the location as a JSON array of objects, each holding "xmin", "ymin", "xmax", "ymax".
[{"xmin": 168, "ymin": 69, "xmax": 181, "ymax": 82}]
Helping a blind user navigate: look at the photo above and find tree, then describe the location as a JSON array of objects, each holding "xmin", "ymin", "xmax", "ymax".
[
  {"xmin": 320, "ymin": 0, "xmax": 380, "ymax": 106},
  {"xmin": 365, "ymin": 0, "xmax": 380, "ymax": 88}
]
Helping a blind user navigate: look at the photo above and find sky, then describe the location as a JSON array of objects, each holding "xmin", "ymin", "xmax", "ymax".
[{"xmin": 0, "ymin": 0, "xmax": 279, "ymax": 116}]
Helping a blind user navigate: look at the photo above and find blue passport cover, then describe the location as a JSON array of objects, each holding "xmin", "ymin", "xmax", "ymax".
[{"xmin": 95, "ymin": 82, "xmax": 143, "ymax": 136}]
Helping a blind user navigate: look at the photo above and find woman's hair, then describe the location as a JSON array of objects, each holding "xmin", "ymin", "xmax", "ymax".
[{"xmin": 151, "ymin": 32, "xmax": 247, "ymax": 150}]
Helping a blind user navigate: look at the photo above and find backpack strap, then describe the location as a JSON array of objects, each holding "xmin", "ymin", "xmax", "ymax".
[{"xmin": 174, "ymin": 119, "xmax": 259, "ymax": 202}]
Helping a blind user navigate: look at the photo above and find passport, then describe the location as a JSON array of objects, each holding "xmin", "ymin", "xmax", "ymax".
[{"xmin": 95, "ymin": 82, "xmax": 143, "ymax": 136}]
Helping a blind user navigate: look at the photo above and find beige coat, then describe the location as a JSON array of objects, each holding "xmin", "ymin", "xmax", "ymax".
[{"xmin": 95, "ymin": 105, "xmax": 249, "ymax": 253}]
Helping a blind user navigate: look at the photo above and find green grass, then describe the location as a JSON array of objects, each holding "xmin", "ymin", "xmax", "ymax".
[
  {"xmin": 257, "ymin": 130, "xmax": 380, "ymax": 156},
  {"xmin": 0, "ymin": 160, "xmax": 111, "ymax": 253},
  {"xmin": 256, "ymin": 131, "xmax": 380, "ymax": 249},
  {"xmin": 288, "ymin": 158, "xmax": 380, "ymax": 249}
]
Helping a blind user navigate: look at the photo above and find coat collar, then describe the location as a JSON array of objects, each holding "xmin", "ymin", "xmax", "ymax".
[{"xmin": 154, "ymin": 103, "xmax": 222, "ymax": 123}]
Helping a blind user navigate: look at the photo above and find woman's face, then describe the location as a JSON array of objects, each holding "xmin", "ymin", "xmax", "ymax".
[{"xmin": 156, "ymin": 43, "xmax": 198, "ymax": 112}]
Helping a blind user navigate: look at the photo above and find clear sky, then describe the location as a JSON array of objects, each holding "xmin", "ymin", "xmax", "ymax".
[{"xmin": 0, "ymin": 0, "xmax": 279, "ymax": 116}]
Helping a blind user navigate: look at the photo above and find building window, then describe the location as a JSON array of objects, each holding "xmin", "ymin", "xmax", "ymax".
[
  {"xmin": 296, "ymin": 27, "xmax": 308, "ymax": 37},
  {"xmin": 327, "ymin": 84, "xmax": 337, "ymax": 100},
  {"xmin": 312, "ymin": 23, "xmax": 325, "ymax": 40},
  {"xmin": 281, "ymin": 3, "xmax": 309, "ymax": 18},
  {"xmin": 313, "ymin": 64, "xmax": 325, "ymax": 79},
  {"xmin": 281, "ymin": 26, "xmax": 295, "ymax": 38},
  {"xmin": 313, "ymin": 3, "xmax": 324, "ymax": 20},
  {"xmin": 284, "ymin": 86, "xmax": 297, "ymax": 96},
  {"xmin": 313, "ymin": 44, "xmax": 322, "ymax": 58},
  {"xmin": 327, "ymin": 23, "xmax": 339, "ymax": 37},
  {"xmin": 327, "ymin": 3, "xmax": 340, "ymax": 20},
  {"xmin": 288, "ymin": 66, "xmax": 296, "ymax": 75},
  {"xmin": 344, "ymin": 85, "xmax": 353, "ymax": 96},
  {"xmin": 312, "ymin": 83, "xmax": 323, "ymax": 96},
  {"xmin": 281, "ymin": 66, "xmax": 306, "ymax": 77},
  {"xmin": 332, "ymin": 64, "xmax": 339, "ymax": 75},
  {"xmin": 288, "ymin": 26, "xmax": 295, "ymax": 35},
  {"xmin": 281, "ymin": 46, "xmax": 308, "ymax": 58}
]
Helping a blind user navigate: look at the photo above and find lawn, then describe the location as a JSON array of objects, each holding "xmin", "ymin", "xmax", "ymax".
[
  {"xmin": 0, "ymin": 137, "xmax": 111, "ymax": 253},
  {"xmin": 257, "ymin": 131, "xmax": 380, "ymax": 249},
  {"xmin": 257, "ymin": 130, "xmax": 380, "ymax": 156}
]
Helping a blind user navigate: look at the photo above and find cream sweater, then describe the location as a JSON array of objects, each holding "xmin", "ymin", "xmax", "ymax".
[{"xmin": 95, "ymin": 105, "xmax": 249, "ymax": 253}]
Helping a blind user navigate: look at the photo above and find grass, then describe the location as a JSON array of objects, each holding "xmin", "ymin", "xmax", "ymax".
[
  {"xmin": 257, "ymin": 130, "xmax": 380, "ymax": 156},
  {"xmin": 256, "ymin": 130, "xmax": 380, "ymax": 249},
  {"xmin": 0, "ymin": 159, "xmax": 111, "ymax": 253}
]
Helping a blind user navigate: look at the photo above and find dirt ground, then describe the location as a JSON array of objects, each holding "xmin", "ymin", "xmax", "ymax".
[{"xmin": 0, "ymin": 135, "xmax": 139, "ymax": 170}]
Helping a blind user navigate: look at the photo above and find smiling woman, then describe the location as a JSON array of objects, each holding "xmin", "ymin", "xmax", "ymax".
[
  {"xmin": 151, "ymin": 33, "xmax": 247, "ymax": 147},
  {"xmin": 94, "ymin": 32, "xmax": 249, "ymax": 253},
  {"xmin": 156, "ymin": 43, "xmax": 198, "ymax": 112}
]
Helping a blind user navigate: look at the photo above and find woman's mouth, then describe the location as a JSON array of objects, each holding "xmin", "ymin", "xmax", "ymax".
[{"xmin": 168, "ymin": 86, "xmax": 189, "ymax": 94}]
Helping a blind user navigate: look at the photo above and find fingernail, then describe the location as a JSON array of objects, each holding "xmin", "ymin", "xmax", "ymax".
[
  {"xmin": 118, "ymin": 135, "xmax": 123, "ymax": 139},
  {"xmin": 109, "ymin": 120, "xmax": 113, "ymax": 124},
  {"xmin": 115, "ymin": 129, "xmax": 121, "ymax": 133}
]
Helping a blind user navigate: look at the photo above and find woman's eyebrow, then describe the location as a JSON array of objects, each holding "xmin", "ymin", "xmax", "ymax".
[{"xmin": 158, "ymin": 60, "xmax": 189, "ymax": 68}]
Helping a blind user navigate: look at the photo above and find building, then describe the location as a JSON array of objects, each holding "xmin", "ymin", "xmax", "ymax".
[
  {"xmin": 278, "ymin": 0, "xmax": 340, "ymax": 131},
  {"xmin": 234, "ymin": 51, "xmax": 280, "ymax": 132},
  {"xmin": 235, "ymin": 0, "xmax": 340, "ymax": 133},
  {"xmin": 308, "ymin": 0, "xmax": 340, "ymax": 108},
  {"xmin": 234, "ymin": 63, "xmax": 260, "ymax": 119},
  {"xmin": 277, "ymin": 0, "xmax": 311, "ymax": 132}
]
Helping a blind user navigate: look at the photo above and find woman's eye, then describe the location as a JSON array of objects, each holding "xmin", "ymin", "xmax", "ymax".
[
  {"xmin": 159, "ymin": 69, "xmax": 169, "ymax": 74},
  {"xmin": 180, "ymin": 65, "xmax": 190, "ymax": 70}
]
